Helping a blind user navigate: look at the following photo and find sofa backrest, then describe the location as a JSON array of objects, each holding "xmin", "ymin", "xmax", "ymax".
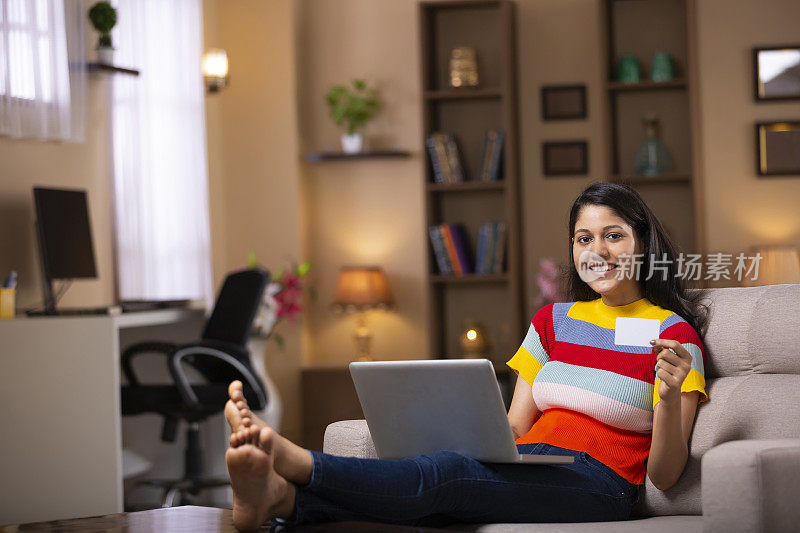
[{"xmin": 634, "ymin": 284, "xmax": 800, "ymax": 517}]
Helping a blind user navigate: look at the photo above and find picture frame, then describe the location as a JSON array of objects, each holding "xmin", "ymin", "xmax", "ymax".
[
  {"xmin": 542, "ymin": 141, "xmax": 588, "ymax": 176},
  {"xmin": 755, "ymin": 121, "xmax": 800, "ymax": 176},
  {"xmin": 753, "ymin": 45, "xmax": 800, "ymax": 102},
  {"xmin": 541, "ymin": 84, "xmax": 587, "ymax": 120}
]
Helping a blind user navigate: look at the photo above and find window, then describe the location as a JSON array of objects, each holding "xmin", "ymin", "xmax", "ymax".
[{"xmin": 0, "ymin": 0, "xmax": 85, "ymax": 141}]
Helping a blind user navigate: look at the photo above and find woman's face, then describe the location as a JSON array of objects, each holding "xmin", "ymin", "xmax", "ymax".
[{"xmin": 572, "ymin": 204, "xmax": 642, "ymax": 299}]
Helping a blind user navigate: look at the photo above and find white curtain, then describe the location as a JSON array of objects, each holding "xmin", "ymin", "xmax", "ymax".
[
  {"xmin": 112, "ymin": 0, "xmax": 212, "ymax": 303},
  {"xmin": 0, "ymin": 0, "xmax": 86, "ymax": 141}
]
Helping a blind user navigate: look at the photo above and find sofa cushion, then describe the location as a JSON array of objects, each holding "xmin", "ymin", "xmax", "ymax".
[
  {"xmin": 700, "ymin": 284, "xmax": 800, "ymax": 379},
  {"xmin": 633, "ymin": 373, "xmax": 800, "ymax": 517}
]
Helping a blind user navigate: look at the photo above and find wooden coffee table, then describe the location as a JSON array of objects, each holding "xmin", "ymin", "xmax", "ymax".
[{"xmin": 3, "ymin": 505, "xmax": 459, "ymax": 532}]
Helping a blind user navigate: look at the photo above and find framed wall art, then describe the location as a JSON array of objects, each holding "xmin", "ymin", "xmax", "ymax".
[
  {"xmin": 542, "ymin": 141, "xmax": 588, "ymax": 176},
  {"xmin": 755, "ymin": 121, "xmax": 800, "ymax": 176},
  {"xmin": 753, "ymin": 45, "xmax": 800, "ymax": 101},
  {"xmin": 541, "ymin": 84, "xmax": 587, "ymax": 120}
]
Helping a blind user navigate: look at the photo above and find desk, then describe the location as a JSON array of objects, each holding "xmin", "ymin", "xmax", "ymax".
[{"xmin": 0, "ymin": 309, "xmax": 206, "ymax": 526}]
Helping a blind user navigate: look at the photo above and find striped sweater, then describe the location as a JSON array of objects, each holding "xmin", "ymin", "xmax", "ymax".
[{"xmin": 506, "ymin": 297, "xmax": 707, "ymax": 485}]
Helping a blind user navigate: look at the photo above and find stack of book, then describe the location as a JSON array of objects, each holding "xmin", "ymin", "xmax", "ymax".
[
  {"xmin": 428, "ymin": 223, "xmax": 472, "ymax": 275},
  {"xmin": 479, "ymin": 130, "xmax": 504, "ymax": 182},
  {"xmin": 474, "ymin": 221, "xmax": 506, "ymax": 274},
  {"xmin": 425, "ymin": 132, "xmax": 465, "ymax": 184}
]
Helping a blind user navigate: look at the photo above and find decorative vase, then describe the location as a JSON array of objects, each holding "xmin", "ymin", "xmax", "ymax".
[
  {"xmin": 246, "ymin": 337, "xmax": 283, "ymax": 432},
  {"xmin": 651, "ymin": 52, "xmax": 675, "ymax": 82},
  {"xmin": 634, "ymin": 115, "xmax": 672, "ymax": 176},
  {"xmin": 341, "ymin": 133, "xmax": 363, "ymax": 154},
  {"xmin": 617, "ymin": 54, "xmax": 641, "ymax": 83},
  {"xmin": 97, "ymin": 47, "xmax": 114, "ymax": 65}
]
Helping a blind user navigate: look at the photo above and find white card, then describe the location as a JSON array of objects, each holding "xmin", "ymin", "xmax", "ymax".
[{"xmin": 614, "ymin": 317, "xmax": 660, "ymax": 347}]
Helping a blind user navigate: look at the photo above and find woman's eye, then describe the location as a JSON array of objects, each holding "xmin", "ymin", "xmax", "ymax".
[
  {"xmin": 576, "ymin": 236, "xmax": 590, "ymax": 244},
  {"xmin": 607, "ymin": 233, "xmax": 623, "ymax": 240}
]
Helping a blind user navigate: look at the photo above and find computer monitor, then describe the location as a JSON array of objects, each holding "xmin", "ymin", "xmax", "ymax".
[{"xmin": 33, "ymin": 187, "xmax": 98, "ymax": 313}]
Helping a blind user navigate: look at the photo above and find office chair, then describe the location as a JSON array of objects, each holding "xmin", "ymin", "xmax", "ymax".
[{"xmin": 121, "ymin": 268, "xmax": 270, "ymax": 507}]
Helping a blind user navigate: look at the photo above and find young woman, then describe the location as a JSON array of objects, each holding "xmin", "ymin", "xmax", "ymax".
[{"xmin": 224, "ymin": 181, "xmax": 709, "ymax": 530}]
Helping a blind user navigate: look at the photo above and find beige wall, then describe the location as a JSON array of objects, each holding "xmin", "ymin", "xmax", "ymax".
[
  {"xmin": 296, "ymin": 0, "xmax": 428, "ymax": 364},
  {"xmin": 695, "ymin": 0, "xmax": 800, "ymax": 263},
  {"xmin": 203, "ymin": 0, "xmax": 307, "ymax": 442},
  {"xmin": 0, "ymin": 78, "xmax": 115, "ymax": 311},
  {"xmin": 517, "ymin": 0, "xmax": 607, "ymax": 316}
]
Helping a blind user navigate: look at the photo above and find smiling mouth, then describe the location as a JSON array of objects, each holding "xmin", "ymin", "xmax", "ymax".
[{"xmin": 581, "ymin": 262, "xmax": 617, "ymax": 273}]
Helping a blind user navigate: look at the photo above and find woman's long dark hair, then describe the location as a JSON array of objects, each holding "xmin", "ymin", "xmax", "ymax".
[{"xmin": 562, "ymin": 181, "xmax": 709, "ymax": 337}]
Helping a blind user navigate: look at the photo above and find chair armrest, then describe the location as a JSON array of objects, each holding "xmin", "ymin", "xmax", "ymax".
[
  {"xmin": 323, "ymin": 420, "xmax": 378, "ymax": 459},
  {"xmin": 121, "ymin": 342, "xmax": 178, "ymax": 386},
  {"xmin": 702, "ymin": 438, "xmax": 800, "ymax": 533},
  {"xmin": 168, "ymin": 342, "xmax": 267, "ymax": 412}
]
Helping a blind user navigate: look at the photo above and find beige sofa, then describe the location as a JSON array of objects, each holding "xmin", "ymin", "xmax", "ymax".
[{"xmin": 323, "ymin": 285, "xmax": 800, "ymax": 532}]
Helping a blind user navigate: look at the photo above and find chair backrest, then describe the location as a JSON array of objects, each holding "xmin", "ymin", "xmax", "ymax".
[
  {"xmin": 635, "ymin": 284, "xmax": 800, "ymax": 518},
  {"xmin": 202, "ymin": 268, "xmax": 270, "ymax": 347}
]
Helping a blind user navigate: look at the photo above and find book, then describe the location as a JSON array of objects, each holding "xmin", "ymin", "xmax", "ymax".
[
  {"xmin": 443, "ymin": 134, "xmax": 465, "ymax": 183},
  {"xmin": 475, "ymin": 224, "xmax": 488, "ymax": 275},
  {"xmin": 440, "ymin": 223, "xmax": 463, "ymax": 275},
  {"xmin": 426, "ymin": 135, "xmax": 446, "ymax": 184},
  {"xmin": 479, "ymin": 130, "xmax": 500, "ymax": 181},
  {"xmin": 486, "ymin": 130, "xmax": 504, "ymax": 182},
  {"xmin": 449, "ymin": 223, "xmax": 473, "ymax": 274},
  {"xmin": 482, "ymin": 222, "xmax": 497, "ymax": 274},
  {"xmin": 428, "ymin": 225, "xmax": 452, "ymax": 275},
  {"xmin": 493, "ymin": 222, "xmax": 506, "ymax": 273},
  {"xmin": 433, "ymin": 133, "xmax": 454, "ymax": 183}
]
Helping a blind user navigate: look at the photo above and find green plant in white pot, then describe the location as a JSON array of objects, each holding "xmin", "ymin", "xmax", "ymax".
[
  {"xmin": 88, "ymin": 1, "xmax": 117, "ymax": 64},
  {"xmin": 325, "ymin": 79, "xmax": 380, "ymax": 154}
]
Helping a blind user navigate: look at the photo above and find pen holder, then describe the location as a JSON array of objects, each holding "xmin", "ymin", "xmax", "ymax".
[{"xmin": 0, "ymin": 288, "xmax": 15, "ymax": 319}]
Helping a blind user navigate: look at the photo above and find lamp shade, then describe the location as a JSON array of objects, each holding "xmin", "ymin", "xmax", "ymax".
[
  {"xmin": 202, "ymin": 48, "xmax": 229, "ymax": 78},
  {"xmin": 333, "ymin": 267, "xmax": 394, "ymax": 311},
  {"xmin": 744, "ymin": 245, "xmax": 800, "ymax": 286}
]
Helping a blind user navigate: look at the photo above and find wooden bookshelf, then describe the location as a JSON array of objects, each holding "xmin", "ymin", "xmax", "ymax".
[
  {"xmin": 419, "ymin": 0, "xmax": 524, "ymax": 363},
  {"xmin": 602, "ymin": 0, "xmax": 705, "ymax": 258}
]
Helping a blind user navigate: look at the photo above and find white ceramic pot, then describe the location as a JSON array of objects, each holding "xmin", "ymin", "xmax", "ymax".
[
  {"xmin": 97, "ymin": 47, "xmax": 115, "ymax": 65},
  {"xmin": 246, "ymin": 337, "xmax": 283, "ymax": 432},
  {"xmin": 341, "ymin": 132, "xmax": 363, "ymax": 154}
]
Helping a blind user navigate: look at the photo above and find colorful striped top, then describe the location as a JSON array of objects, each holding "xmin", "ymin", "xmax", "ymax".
[{"xmin": 506, "ymin": 297, "xmax": 708, "ymax": 485}]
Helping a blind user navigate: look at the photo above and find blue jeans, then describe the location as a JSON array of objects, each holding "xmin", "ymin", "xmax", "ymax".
[{"xmin": 283, "ymin": 443, "xmax": 641, "ymax": 527}]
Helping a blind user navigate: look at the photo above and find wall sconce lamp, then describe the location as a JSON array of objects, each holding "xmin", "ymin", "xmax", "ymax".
[
  {"xmin": 743, "ymin": 245, "xmax": 800, "ymax": 286},
  {"xmin": 332, "ymin": 266, "xmax": 394, "ymax": 361},
  {"xmin": 202, "ymin": 48, "xmax": 229, "ymax": 93}
]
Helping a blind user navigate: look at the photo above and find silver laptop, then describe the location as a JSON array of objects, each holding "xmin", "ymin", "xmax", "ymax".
[{"xmin": 349, "ymin": 359, "xmax": 573, "ymax": 464}]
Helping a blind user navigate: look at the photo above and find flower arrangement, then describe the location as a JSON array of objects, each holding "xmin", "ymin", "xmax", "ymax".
[
  {"xmin": 248, "ymin": 252, "xmax": 314, "ymax": 349},
  {"xmin": 530, "ymin": 257, "xmax": 563, "ymax": 311},
  {"xmin": 88, "ymin": 1, "xmax": 117, "ymax": 50}
]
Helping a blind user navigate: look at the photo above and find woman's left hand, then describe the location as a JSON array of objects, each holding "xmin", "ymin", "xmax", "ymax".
[{"xmin": 650, "ymin": 338, "xmax": 692, "ymax": 405}]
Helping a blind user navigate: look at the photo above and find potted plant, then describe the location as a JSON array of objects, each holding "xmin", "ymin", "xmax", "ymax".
[
  {"xmin": 325, "ymin": 79, "xmax": 380, "ymax": 154},
  {"xmin": 88, "ymin": 1, "xmax": 117, "ymax": 65}
]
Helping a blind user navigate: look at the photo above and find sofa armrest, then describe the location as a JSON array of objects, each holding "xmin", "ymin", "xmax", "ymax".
[
  {"xmin": 702, "ymin": 438, "xmax": 800, "ymax": 533},
  {"xmin": 323, "ymin": 420, "xmax": 378, "ymax": 459}
]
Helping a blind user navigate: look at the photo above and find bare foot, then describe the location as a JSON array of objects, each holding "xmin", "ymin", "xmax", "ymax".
[
  {"xmin": 227, "ymin": 380, "xmax": 314, "ymax": 485},
  {"xmin": 226, "ymin": 380, "xmax": 269, "ymax": 432},
  {"xmin": 226, "ymin": 428, "xmax": 295, "ymax": 531}
]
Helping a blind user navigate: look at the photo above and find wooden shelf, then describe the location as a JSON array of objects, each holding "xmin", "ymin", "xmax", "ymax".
[
  {"xmin": 424, "ymin": 88, "xmax": 504, "ymax": 101},
  {"xmin": 606, "ymin": 79, "xmax": 687, "ymax": 92},
  {"xmin": 427, "ymin": 181, "xmax": 506, "ymax": 192},
  {"xmin": 430, "ymin": 273, "xmax": 509, "ymax": 284},
  {"xmin": 608, "ymin": 174, "xmax": 692, "ymax": 185},
  {"xmin": 304, "ymin": 150, "xmax": 411, "ymax": 162},
  {"xmin": 87, "ymin": 62, "xmax": 140, "ymax": 76}
]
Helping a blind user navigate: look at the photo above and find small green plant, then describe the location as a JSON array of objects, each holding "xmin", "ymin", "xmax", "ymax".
[
  {"xmin": 325, "ymin": 79, "xmax": 380, "ymax": 135},
  {"xmin": 88, "ymin": 2, "xmax": 117, "ymax": 49}
]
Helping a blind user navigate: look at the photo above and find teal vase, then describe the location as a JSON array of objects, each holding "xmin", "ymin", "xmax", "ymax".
[
  {"xmin": 634, "ymin": 115, "xmax": 672, "ymax": 176},
  {"xmin": 617, "ymin": 54, "xmax": 641, "ymax": 83},
  {"xmin": 651, "ymin": 52, "xmax": 675, "ymax": 82}
]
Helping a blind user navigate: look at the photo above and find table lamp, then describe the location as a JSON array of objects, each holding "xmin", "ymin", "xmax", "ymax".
[
  {"xmin": 744, "ymin": 245, "xmax": 800, "ymax": 286},
  {"xmin": 332, "ymin": 266, "xmax": 394, "ymax": 361}
]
